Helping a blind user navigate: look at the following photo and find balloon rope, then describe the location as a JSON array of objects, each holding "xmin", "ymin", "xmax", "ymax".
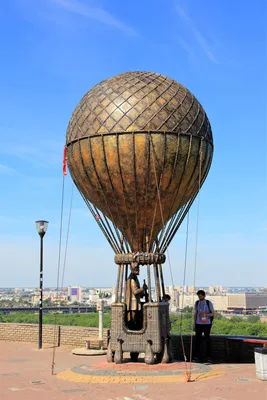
[
  {"xmin": 159, "ymin": 134, "xmax": 193, "ymax": 253},
  {"xmin": 148, "ymin": 135, "xmax": 162, "ymax": 251},
  {"xmin": 188, "ymin": 137, "xmax": 203, "ymax": 380},
  {"xmin": 51, "ymin": 173, "xmax": 66, "ymax": 375},
  {"xmin": 150, "ymin": 134, "xmax": 175, "ymax": 288},
  {"xmin": 69, "ymin": 141, "xmax": 120, "ymax": 253},
  {"xmin": 159, "ymin": 134, "xmax": 212, "ymax": 254},
  {"xmin": 87, "ymin": 137, "xmax": 121, "ymax": 252},
  {"xmin": 60, "ymin": 183, "xmax": 74, "ymax": 291},
  {"xmin": 116, "ymin": 133, "xmax": 134, "ymax": 252},
  {"xmin": 101, "ymin": 133, "xmax": 128, "ymax": 253},
  {"xmin": 149, "ymin": 134, "xmax": 166, "ymax": 245},
  {"xmin": 179, "ymin": 212, "xmax": 190, "ymax": 372},
  {"xmin": 52, "ymin": 180, "xmax": 75, "ymax": 376},
  {"xmin": 156, "ymin": 135, "xmax": 181, "ymax": 249},
  {"xmin": 84, "ymin": 196, "xmax": 119, "ymax": 253}
]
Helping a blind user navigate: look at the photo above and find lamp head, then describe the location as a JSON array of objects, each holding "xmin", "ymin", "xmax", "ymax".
[{"xmin": 35, "ymin": 220, "xmax": 49, "ymax": 237}]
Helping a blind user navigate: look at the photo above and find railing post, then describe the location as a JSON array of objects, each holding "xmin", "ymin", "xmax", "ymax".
[{"xmin": 97, "ymin": 299, "xmax": 104, "ymax": 340}]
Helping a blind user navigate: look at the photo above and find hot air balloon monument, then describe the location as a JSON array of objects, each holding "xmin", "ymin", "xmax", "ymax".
[{"xmin": 66, "ymin": 72, "xmax": 213, "ymax": 364}]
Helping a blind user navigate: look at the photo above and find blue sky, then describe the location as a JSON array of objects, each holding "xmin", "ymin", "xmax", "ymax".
[{"xmin": 0, "ymin": 0, "xmax": 266, "ymax": 288}]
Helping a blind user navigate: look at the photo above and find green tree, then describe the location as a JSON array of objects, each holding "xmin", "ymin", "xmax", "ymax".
[
  {"xmin": 247, "ymin": 315, "xmax": 260, "ymax": 323},
  {"xmin": 229, "ymin": 316, "xmax": 243, "ymax": 323},
  {"xmin": 2, "ymin": 311, "xmax": 267, "ymax": 337},
  {"xmin": 183, "ymin": 306, "xmax": 193, "ymax": 312},
  {"xmin": 214, "ymin": 312, "xmax": 224, "ymax": 320}
]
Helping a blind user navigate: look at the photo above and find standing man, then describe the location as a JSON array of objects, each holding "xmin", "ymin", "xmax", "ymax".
[
  {"xmin": 193, "ymin": 290, "xmax": 215, "ymax": 363},
  {"xmin": 126, "ymin": 262, "xmax": 144, "ymax": 330}
]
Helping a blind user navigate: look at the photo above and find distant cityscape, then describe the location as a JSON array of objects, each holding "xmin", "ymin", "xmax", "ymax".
[{"xmin": 0, "ymin": 286, "xmax": 267, "ymax": 316}]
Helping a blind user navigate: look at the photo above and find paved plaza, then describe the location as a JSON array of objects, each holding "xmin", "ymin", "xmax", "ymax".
[{"xmin": 0, "ymin": 341, "xmax": 266, "ymax": 400}]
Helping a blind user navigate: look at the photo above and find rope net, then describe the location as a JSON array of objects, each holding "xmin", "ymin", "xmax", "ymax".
[{"xmin": 67, "ymin": 130, "xmax": 211, "ymax": 258}]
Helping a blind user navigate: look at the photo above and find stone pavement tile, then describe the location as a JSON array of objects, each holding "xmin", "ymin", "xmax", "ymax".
[{"xmin": 0, "ymin": 342, "xmax": 266, "ymax": 400}]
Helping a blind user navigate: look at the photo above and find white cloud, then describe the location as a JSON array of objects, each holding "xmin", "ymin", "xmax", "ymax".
[
  {"xmin": 175, "ymin": 4, "xmax": 191, "ymax": 22},
  {"xmin": 53, "ymin": 0, "xmax": 137, "ymax": 36},
  {"xmin": 0, "ymin": 140, "xmax": 63, "ymax": 169},
  {"xmin": 175, "ymin": 4, "xmax": 219, "ymax": 64},
  {"xmin": 192, "ymin": 27, "xmax": 219, "ymax": 64},
  {"xmin": 0, "ymin": 163, "xmax": 22, "ymax": 176},
  {"xmin": 176, "ymin": 36, "xmax": 194, "ymax": 57}
]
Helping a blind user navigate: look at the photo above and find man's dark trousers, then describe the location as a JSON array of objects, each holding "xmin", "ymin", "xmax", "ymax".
[{"xmin": 194, "ymin": 323, "xmax": 212, "ymax": 360}]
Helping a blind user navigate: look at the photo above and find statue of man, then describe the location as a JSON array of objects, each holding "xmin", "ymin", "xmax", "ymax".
[{"xmin": 126, "ymin": 262, "xmax": 144, "ymax": 330}]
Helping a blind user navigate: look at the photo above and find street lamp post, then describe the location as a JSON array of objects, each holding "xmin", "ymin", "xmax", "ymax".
[{"xmin": 35, "ymin": 220, "xmax": 49, "ymax": 350}]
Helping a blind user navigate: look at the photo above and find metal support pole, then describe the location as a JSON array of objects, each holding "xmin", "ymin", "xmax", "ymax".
[
  {"xmin": 119, "ymin": 264, "xmax": 124, "ymax": 302},
  {"xmin": 147, "ymin": 264, "xmax": 152, "ymax": 302},
  {"xmin": 145, "ymin": 232, "xmax": 152, "ymax": 302},
  {"xmin": 39, "ymin": 235, "xmax": 44, "ymax": 350},
  {"xmin": 153, "ymin": 264, "xmax": 160, "ymax": 303},
  {"xmin": 159, "ymin": 264, "xmax": 166, "ymax": 300},
  {"xmin": 115, "ymin": 265, "xmax": 121, "ymax": 303},
  {"xmin": 99, "ymin": 310, "xmax": 103, "ymax": 340},
  {"xmin": 124, "ymin": 264, "xmax": 128, "ymax": 303}
]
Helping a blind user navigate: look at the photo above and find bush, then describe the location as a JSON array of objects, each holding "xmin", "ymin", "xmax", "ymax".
[
  {"xmin": 247, "ymin": 315, "xmax": 260, "ymax": 323},
  {"xmin": 1, "ymin": 312, "xmax": 267, "ymax": 337}
]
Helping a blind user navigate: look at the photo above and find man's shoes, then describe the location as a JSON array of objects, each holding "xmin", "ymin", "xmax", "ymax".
[{"xmin": 192, "ymin": 357, "xmax": 200, "ymax": 363}]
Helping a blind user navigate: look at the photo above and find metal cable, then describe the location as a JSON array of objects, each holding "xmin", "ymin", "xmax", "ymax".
[
  {"xmin": 82, "ymin": 195, "xmax": 119, "ymax": 253},
  {"xmin": 87, "ymin": 136, "xmax": 121, "ymax": 251},
  {"xmin": 51, "ymin": 173, "xmax": 66, "ymax": 375},
  {"xmin": 179, "ymin": 212, "xmax": 190, "ymax": 367},
  {"xmin": 68, "ymin": 142, "xmax": 120, "ymax": 253},
  {"xmin": 148, "ymin": 133, "xmax": 165, "ymax": 251},
  {"xmin": 60, "ymin": 183, "xmax": 74, "ymax": 291},
  {"xmin": 150, "ymin": 133, "xmax": 175, "ymax": 288},
  {"xmin": 189, "ymin": 138, "xmax": 203, "ymax": 376}
]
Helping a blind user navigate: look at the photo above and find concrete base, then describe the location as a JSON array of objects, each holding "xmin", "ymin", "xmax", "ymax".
[{"xmin": 71, "ymin": 348, "xmax": 107, "ymax": 356}]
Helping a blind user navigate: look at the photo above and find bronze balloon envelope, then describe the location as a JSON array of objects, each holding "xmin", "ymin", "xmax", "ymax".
[
  {"xmin": 66, "ymin": 71, "xmax": 213, "ymax": 253},
  {"xmin": 65, "ymin": 71, "xmax": 214, "ymax": 365}
]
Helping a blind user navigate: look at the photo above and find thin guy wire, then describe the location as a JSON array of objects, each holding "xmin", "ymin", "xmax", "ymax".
[
  {"xmin": 150, "ymin": 133, "xmax": 175, "ymax": 287},
  {"xmin": 60, "ymin": 183, "xmax": 74, "ymax": 291},
  {"xmin": 189, "ymin": 138, "xmax": 203, "ymax": 375},
  {"xmin": 179, "ymin": 212, "xmax": 190, "ymax": 370},
  {"xmin": 68, "ymin": 141, "xmax": 119, "ymax": 252},
  {"xmin": 51, "ymin": 173, "xmax": 66, "ymax": 375}
]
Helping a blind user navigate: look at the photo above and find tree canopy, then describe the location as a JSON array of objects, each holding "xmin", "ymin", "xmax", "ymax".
[{"xmin": 1, "ymin": 311, "xmax": 266, "ymax": 337}]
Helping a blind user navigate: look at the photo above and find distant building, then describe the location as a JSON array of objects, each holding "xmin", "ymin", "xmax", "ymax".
[
  {"xmin": 209, "ymin": 286, "xmax": 216, "ymax": 294},
  {"xmin": 67, "ymin": 286, "xmax": 82, "ymax": 303},
  {"xmin": 31, "ymin": 295, "xmax": 40, "ymax": 305},
  {"xmin": 188, "ymin": 286, "xmax": 195, "ymax": 293},
  {"xmin": 178, "ymin": 294, "xmax": 228, "ymax": 311},
  {"xmin": 227, "ymin": 293, "xmax": 267, "ymax": 313},
  {"xmin": 206, "ymin": 295, "xmax": 227, "ymax": 311},
  {"xmin": 31, "ymin": 294, "xmax": 50, "ymax": 305},
  {"xmin": 215, "ymin": 285, "xmax": 223, "ymax": 293},
  {"xmin": 179, "ymin": 294, "xmax": 195, "ymax": 309},
  {"xmin": 51, "ymin": 295, "xmax": 68, "ymax": 304},
  {"xmin": 167, "ymin": 287, "xmax": 179, "ymax": 310}
]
